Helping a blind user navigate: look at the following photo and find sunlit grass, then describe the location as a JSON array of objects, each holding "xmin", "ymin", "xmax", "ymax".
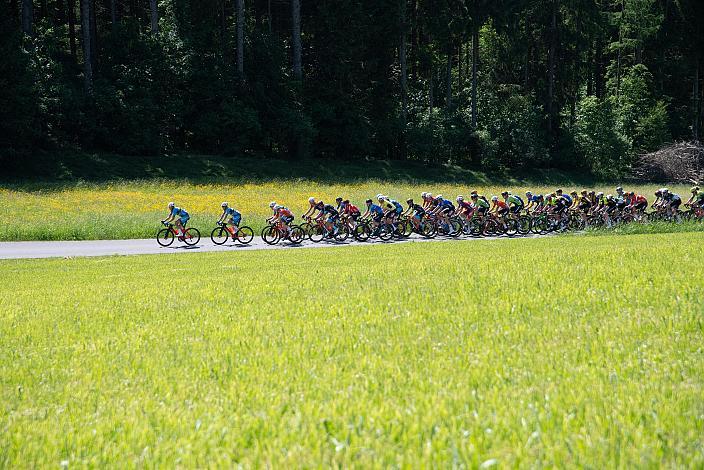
[
  {"xmin": 1, "ymin": 232, "xmax": 703, "ymax": 466},
  {"xmin": 1, "ymin": 180, "xmax": 693, "ymax": 241}
]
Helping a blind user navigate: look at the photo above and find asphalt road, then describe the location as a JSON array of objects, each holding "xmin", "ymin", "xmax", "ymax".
[{"xmin": 0, "ymin": 233, "xmax": 537, "ymax": 260}]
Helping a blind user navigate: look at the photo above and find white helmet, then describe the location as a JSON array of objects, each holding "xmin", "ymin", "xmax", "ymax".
[
  {"xmin": 168, "ymin": 202, "xmax": 175, "ymax": 209},
  {"xmin": 491, "ymin": 196, "xmax": 498, "ymax": 202},
  {"xmin": 308, "ymin": 197, "xmax": 315, "ymax": 204},
  {"xmin": 421, "ymin": 191, "xmax": 427, "ymax": 198},
  {"xmin": 456, "ymin": 195, "xmax": 464, "ymax": 202},
  {"xmin": 616, "ymin": 186, "xmax": 623, "ymax": 192},
  {"xmin": 435, "ymin": 194, "xmax": 443, "ymax": 200},
  {"xmin": 662, "ymin": 188, "xmax": 669, "ymax": 194},
  {"xmin": 269, "ymin": 201, "xmax": 277, "ymax": 208},
  {"xmin": 221, "ymin": 202, "xmax": 228, "ymax": 208}
]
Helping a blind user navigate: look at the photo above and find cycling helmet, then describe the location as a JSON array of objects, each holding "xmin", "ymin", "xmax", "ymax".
[
  {"xmin": 435, "ymin": 194, "xmax": 443, "ymax": 200},
  {"xmin": 421, "ymin": 191, "xmax": 428, "ymax": 198},
  {"xmin": 691, "ymin": 187, "xmax": 699, "ymax": 194},
  {"xmin": 556, "ymin": 189, "xmax": 563, "ymax": 194},
  {"xmin": 596, "ymin": 192, "xmax": 603, "ymax": 197},
  {"xmin": 581, "ymin": 190, "xmax": 588, "ymax": 195},
  {"xmin": 588, "ymin": 190, "xmax": 595, "ymax": 195},
  {"xmin": 274, "ymin": 204, "xmax": 283, "ymax": 210},
  {"xmin": 376, "ymin": 193, "xmax": 384, "ymax": 200},
  {"xmin": 616, "ymin": 186, "xmax": 623, "ymax": 192},
  {"xmin": 456, "ymin": 195, "xmax": 464, "ymax": 202},
  {"xmin": 269, "ymin": 201, "xmax": 277, "ymax": 208},
  {"xmin": 662, "ymin": 187, "xmax": 669, "ymax": 194},
  {"xmin": 654, "ymin": 190, "xmax": 662, "ymax": 196},
  {"xmin": 308, "ymin": 197, "xmax": 315, "ymax": 204},
  {"xmin": 491, "ymin": 196, "xmax": 498, "ymax": 202},
  {"xmin": 168, "ymin": 202, "xmax": 175, "ymax": 209},
  {"xmin": 343, "ymin": 199, "xmax": 350, "ymax": 204},
  {"xmin": 606, "ymin": 194, "xmax": 613, "ymax": 200},
  {"xmin": 470, "ymin": 194, "xmax": 478, "ymax": 199},
  {"xmin": 629, "ymin": 191, "xmax": 635, "ymax": 196},
  {"xmin": 525, "ymin": 191, "xmax": 533, "ymax": 197},
  {"xmin": 501, "ymin": 191, "xmax": 508, "ymax": 197},
  {"xmin": 471, "ymin": 190, "xmax": 478, "ymax": 195},
  {"xmin": 336, "ymin": 197, "xmax": 343, "ymax": 203},
  {"xmin": 365, "ymin": 198, "xmax": 373, "ymax": 204},
  {"xmin": 221, "ymin": 202, "xmax": 228, "ymax": 208},
  {"xmin": 406, "ymin": 198, "xmax": 413, "ymax": 204},
  {"xmin": 550, "ymin": 192, "xmax": 557, "ymax": 197},
  {"xmin": 570, "ymin": 191, "xmax": 577, "ymax": 196}
]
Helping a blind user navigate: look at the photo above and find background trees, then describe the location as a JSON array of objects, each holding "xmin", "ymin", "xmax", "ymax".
[{"xmin": 2, "ymin": 0, "xmax": 703, "ymax": 176}]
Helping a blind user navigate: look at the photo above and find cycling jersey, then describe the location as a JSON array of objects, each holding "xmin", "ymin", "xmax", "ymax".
[
  {"xmin": 473, "ymin": 198, "xmax": 490, "ymax": 209},
  {"xmin": 528, "ymin": 195, "xmax": 542, "ymax": 203},
  {"xmin": 369, "ymin": 204, "xmax": 383, "ymax": 215},
  {"xmin": 277, "ymin": 207, "xmax": 293, "ymax": 218},
  {"xmin": 494, "ymin": 200, "xmax": 508, "ymax": 209},
  {"xmin": 410, "ymin": 204, "xmax": 425, "ymax": 216},
  {"xmin": 382, "ymin": 200, "xmax": 396, "ymax": 211},
  {"xmin": 507, "ymin": 195, "xmax": 523, "ymax": 207},
  {"xmin": 696, "ymin": 193, "xmax": 704, "ymax": 203},
  {"xmin": 345, "ymin": 204, "xmax": 360, "ymax": 215},
  {"xmin": 392, "ymin": 200, "xmax": 403, "ymax": 213},
  {"xmin": 458, "ymin": 200, "xmax": 473, "ymax": 212},
  {"xmin": 224, "ymin": 207, "xmax": 240, "ymax": 217},
  {"xmin": 322, "ymin": 204, "xmax": 338, "ymax": 216},
  {"xmin": 314, "ymin": 201, "xmax": 325, "ymax": 212},
  {"xmin": 171, "ymin": 207, "xmax": 189, "ymax": 218},
  {"xmin": 578, "ymin": 196, "xmax": 591, "ymax": 208},
  {"xmin": 561, "ymin": 194, "xmax": 573, "ymax": 207}
]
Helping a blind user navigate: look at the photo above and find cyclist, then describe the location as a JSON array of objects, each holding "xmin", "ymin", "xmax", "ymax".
[
  {"xmin": 555, "ymin": 189, "xmax": 573, "ymax": 209},
  {"xmin": 502, "ymin": 191, "xmax": 524, "ymax": 215},
  {"xmin": 404, "ymin": 198, "xmax": 426, "ymax": 231},
  {"xmin": 662, "ymin": 189, "xmax": 682, "ymax": 216},
  {"xmin": 335, "ymin": 197, "xmax": 344, "ymax": 213},
  {"xmin": 363, "ymin": 198, "xmax": 385, "ymax": 230},
  {"xmin": 615, "ymin": 186, "xmax": 625, "ymax": 200},
  {"xmin": 573, "ymin": 190, "xmax": 591, "ymax": 224},
  {"xmin": 302, "ymin": 197, "xmax": 323, "ymax": 220},
  {"xmin": 455, "ymin": 195, "xmax": 475, "ymax": 222},
  {"xmin": 316, "ymin": 202, "xmax": 340, "ymax": 237},
  {"xmin": 421, "ymin": 192, "xmax": 434, "ymax": 210},
  {"xmin": 471, "ymin": 193, "xmax": 490, "ymax": 217},
  {"xmin": 429, "ymin": 194, "xmax": 455, "ymax": 226},
  {"xmin": 216, "ymin": 202, "xmax": 241, "ymax": 237},
  {"xmin": 340, "ymin": 199, "xmax": 361, "ymax": 223},
  {"xmin": 624, "ymin": 192, "xmax": 646, "ymax": 215},
  {"xmin": 685, "ymin": 186, "xmax": 704, "ymax": 209},
  {"xmin": 524, "ymin": 191, "xmax": 542, "ymax": 213},
  {"xmin": 490, "ymin": 195, "xmax": 509, "ymax": 217},
  {"xmin": 268, "ymin": 202, "xmax": 294, "ymax": 238},
  {"xmin": 652, "ymin": 189, "xmax": 665, "ymax": 210},
  {"xmin": 163, "ymin": 202, "xmax": 190, "ymax": 239}
]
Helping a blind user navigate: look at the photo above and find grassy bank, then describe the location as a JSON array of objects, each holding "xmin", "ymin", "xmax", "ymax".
[
  {"xmin": 1, "ymin": 154, "xmax": 694, "ymax": 241},
  {"xmin": 1, "ymin": 233, "xmax": 702, "ymax": 466}
]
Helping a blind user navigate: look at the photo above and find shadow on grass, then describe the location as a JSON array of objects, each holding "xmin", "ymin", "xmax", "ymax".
[{"xmin": 2, "ymin": 152, "xmax": 600, "ymax": 192}]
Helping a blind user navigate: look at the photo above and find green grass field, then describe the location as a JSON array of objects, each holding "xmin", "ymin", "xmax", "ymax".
[
  {"xmin": 2, "ymin": 233, "xmax": 702, "ymax": 466},
  {"xmin": 0, "ymin": 154, "xmax": 696, "ymax": 241}
]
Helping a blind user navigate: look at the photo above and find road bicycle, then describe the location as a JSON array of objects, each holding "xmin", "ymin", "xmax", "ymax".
[
  {"xmin": 210, "ymin": 221, "xmax": 254, "ymax": 245},
  {"xmin": 261, "ymin": 222, "xmax": 305, "ymax": 245},
  {"xmin": 156, "ymin": 221, "xmax": 200, "ymax": 247}
]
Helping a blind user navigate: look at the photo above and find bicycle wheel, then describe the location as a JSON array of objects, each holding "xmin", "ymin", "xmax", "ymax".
[
  {"xmin": 378, "ymin": 223, "xmax": 394, "ymax": 241},
  {"xmin": 353, "ymin": 222, "xmax": 371, "ymax": 242},
  {"xmin": 398, "ymin": 219, "xmax": 413, "ymax": 238},
  {"xmin": 183, "ymin": 228, "xmax": 200, "ymax": 246},
  {"xmin": 306, "ymin": 224, "xmax": 322, "ymax": 242},
  {"xmin": 505, "ymin": 218, "xmax": 519, "ymax": 236},
  {"xmin": 156, "ymin": 228, "xmax": 175, "ymax": 247},
  {"xmin": 517, "ymin": 215, "xmax": 532, "ymax": 235},
  {"xmin": 210, "ymin": 226, "xmax": 230, "ymax": 245},
  {"xmin": 469, "ymin": 217, "xmax": 483, "ymax": 237},
  {"xmin": 261, "ymin": 226, "xmax": 280, "ymax": 245},
  {"xmin": 334, "ymin": 224, "xmax": 350, "ymax": 242},
  {"xmin": 449, "ymin": 218, "xmax": 463, "ymax": 238},
  {"xmin": 299, "ymin": 222, "xmax": 314, "ymax": 239},
  {"xmin": 235, "ymin": 226, "xmax": 254, "ymax": 244},
  {"xmin": 289, "ymin": 226, "xmax": 305, "ymax": 244}
]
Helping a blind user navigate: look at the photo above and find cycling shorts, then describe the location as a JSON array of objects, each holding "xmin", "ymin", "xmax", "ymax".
[
  {"xmin": 230, "ymin": 214, "xmax": 241, "ymax": 226},
  {"xmin": 509, "ymin": 204, "xmax": 523, "ymax": 214},
  {"xmin": 281, "ymin": 215, "xmax": 294, "ymax": 224},
  {"xmin": 634, "ymin": 201, "xmax": 647, "ymax": 211},
  {"xmin": 670, "ymin": 198, "xmax": 681, "ymax": 209},
  {"xmin": 498, "ymin": 207, "xmax": 509, "ymax": 216}
]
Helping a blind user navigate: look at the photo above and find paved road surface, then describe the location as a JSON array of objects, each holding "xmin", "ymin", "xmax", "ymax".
[{"xmin": 0, "ymin": 233, "xmax": 539, "ymax": 260}]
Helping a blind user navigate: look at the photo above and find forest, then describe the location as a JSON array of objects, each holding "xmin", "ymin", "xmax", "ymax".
[{"xmin": 2, "ymin": 0, "xmax": 703, "ymax": 177}]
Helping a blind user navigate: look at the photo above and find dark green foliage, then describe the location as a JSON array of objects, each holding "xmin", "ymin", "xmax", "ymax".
[{"xmin": 2, "ymin": 0, "xmax": 703, "ymax": 175}]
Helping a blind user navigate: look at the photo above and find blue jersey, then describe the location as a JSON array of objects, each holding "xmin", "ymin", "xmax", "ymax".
[
  {"xmin": 224, "ymin": 207, "xmax": 240, "ymax": 217},
  {"xmin": 392, "ymin": 200, "xmax": 403, "ymax": 212},
  {"xmin": 171, "ymin": 207, "xmax": 189, "ymax": 218},
  {"xmin": 561, "ymin": 194, "xmax": 573, "ymax": 206},
  {"xmin": 529, "ymin": 195, "xmax": 542, "ymax": 204},
  {"xmin": 369, "ymin": 204, "xmax": 383, "ymax": 215},
  {"xmin": 441, "ymin": 199, "xmax": 454, "ymax": 209}
]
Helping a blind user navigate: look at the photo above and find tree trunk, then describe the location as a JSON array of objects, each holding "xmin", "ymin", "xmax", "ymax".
[
  {"xmin": 80, "ymin": 0, "xmax": 93, "ymax": 94},
  {"xmin": 399, "ymin": 0, "xmax": 408, "ymax": 123},
  {"xmin": 429, "ymin": 53, "xmax": 434, "ymax": 112},
  {"xmin": 68, "ymin": 0, "xmax": 76, "ymax": 58},
  {"xmin": 471, "ymin": 24, "xmax": 478, "ymax": 128},
  {"xmin": 445, "ymin": 49, "xmax": 452, "ymax": 108},
  {"xmin": 595, "ymin": 37, "xmax": 604, "ymax": 98},
  {"xmin": 22, "ymin": 0, "xmax": 33, "ymax": 36},
  {"xmin": 150, "ymin": 0, "xmax": 158, "ymax": 34},
  {"xmin": 89, "ymin": 0, "xmax": 97, "ymax": 65},
  {"xmin": 546, "ymin": 0, "xmax": 557, "ymax": 138},
  {"xmin": 267, "ymin": 0, "xmax": 271, "ymax": 34},
  {"xmin": 236, "ymin": 0, "xmax": 244, "ymax": 79},
  {"xmin": 695, "ymin": 58, "xmax": 700, "ymax": 142},
  {"xmin": 291, "ymin": 0, "xmax": 302, "ymax": 81},
  {"xmin": 110, "ymin": 0, "xmax": 116, "ymax": 26},
  {"xmin": 458, "ymin": 42, "xmax": 463, "ymax": 91}
]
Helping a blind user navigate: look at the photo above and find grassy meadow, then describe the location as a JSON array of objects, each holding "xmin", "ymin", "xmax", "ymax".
[
  {"xmin": 0, "ymin": 154, "xmax": 697, "ymax": 240},
  {"xmin": 1, "ymin": 232, "xmax": 703, "ymax": 466}
]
